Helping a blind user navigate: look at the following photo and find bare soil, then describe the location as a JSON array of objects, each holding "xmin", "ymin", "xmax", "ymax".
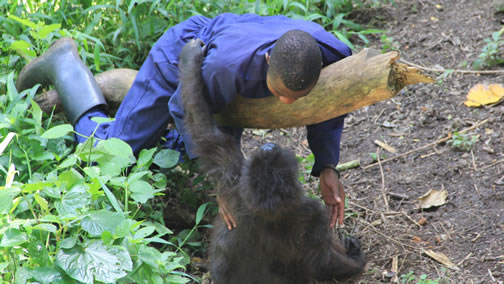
[{"xmin": 242, "ymin": 0, "xmax": 504, "ymax": 282}]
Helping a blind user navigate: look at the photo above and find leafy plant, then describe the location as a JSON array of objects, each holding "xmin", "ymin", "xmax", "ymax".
[
  {"xmin": 448, "ymin": 132, "xmax": 479, "ymax": 151},
  {"xmin": 473, "ymin": 27, "xmax": 504, "ymax": 69},
  {"xmin": 400, "ymin": 271, "xmax": 449, "ymax": 284}
]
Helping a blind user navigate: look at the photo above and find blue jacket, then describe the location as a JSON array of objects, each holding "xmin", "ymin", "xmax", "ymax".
[{"xmin": 76, "ymin": 13, "xmax": 351, "ymax": 176}]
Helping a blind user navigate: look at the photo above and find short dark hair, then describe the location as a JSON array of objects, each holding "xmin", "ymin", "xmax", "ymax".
[{"xmin": 268, "ymin": 30, "xmax": 322, "ymax": 91}]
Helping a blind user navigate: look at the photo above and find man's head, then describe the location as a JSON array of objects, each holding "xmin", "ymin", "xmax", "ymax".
[{"xmin": 266, "ymin": 29, "xmax": 322, "ymax": 104}]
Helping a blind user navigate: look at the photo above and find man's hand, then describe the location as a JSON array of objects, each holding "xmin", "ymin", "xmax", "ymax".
[
  {"xmin": 217, "ymin": 195, "xmax": 237, "ymax": 230},
  {"xmin": 320, "ymin": 167, "xmax": 345, "ymax": 228}
]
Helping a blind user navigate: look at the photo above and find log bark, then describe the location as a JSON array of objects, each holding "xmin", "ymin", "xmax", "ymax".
[{"xmin": 37, "ymin": 49, "xmax": 433, "ymax": 128}]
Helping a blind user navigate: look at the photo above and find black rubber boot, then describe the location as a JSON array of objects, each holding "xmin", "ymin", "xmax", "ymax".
[{"xmin": 16, "ymin": 37, "xmax": 107, "ymax": 125}]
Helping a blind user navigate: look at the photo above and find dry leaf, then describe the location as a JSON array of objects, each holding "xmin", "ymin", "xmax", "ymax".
[
  {"xmin": 417, "ymin": 217, "xmax": 428, "ymax": 225},
  {"xmin": 464, "ymin": 83, "xmax": 504, "ymax": 107},
  {"xmin": 411, "ymin": 236, "xmax": 423, "ymax": 243},
  {"xmin": 417, "ymin": 189, "xmax": 448, "ymax": 209},
  {"xmin": 422, "ymin": 249, "xmax": 460, "ymax": 271}
]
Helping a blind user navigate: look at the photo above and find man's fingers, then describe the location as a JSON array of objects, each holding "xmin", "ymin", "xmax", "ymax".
[{"xmin": 329, "ymin": 205, "xmax": 337, "ymax": 228}]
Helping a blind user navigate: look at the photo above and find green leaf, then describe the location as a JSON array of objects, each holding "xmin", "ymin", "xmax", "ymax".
[
  {"xmin": 195, "ymin": 202, "xmax": 209, "ymax": 225},
  {"xmin": 32, "ymin": 223, "xmax": 57, "ymax": 233},
  {"xmin": 83, "ymin": 166, "xmax": 100, "ymax": 178},
  {"xmin": 81, "ymin": 210, "xmax": 125, "ymax": 237},
  {"xmin": 133, "ymin": 226, "xmax": 155, "ymax": 240},
  {"xmin": 30, "ymin": 99, "xmax": 43, "ymax": 129},
  {"xmin": 8, "ymin": 15, "xmax": 37, "ymax": 29},
  {"xmin": 0, "ymin": 228, "xmax": 28, "ymax": 247},
  {"xmin": 114, "ymin": 219, "xmax": 135, "ymax": 238},
  {"xmin": 127, "ymin": 171, "xmax": 150, "ymax": 184},
  {"xmin": 58, "ymin": 168, "xmax": 84, "ymax": 189},
  {"xmin": 137, "ymin": 148, "xmax": 156, "ymax": 167},
  {"xmin": 30, "ymin": 265, "xmax": 68, "ymax": 284},
  {"xmin": 56, "ymin": 240, "xmax": 132, "ymax": 283},
  {"xmin": 129, "ymin": 180, "xmax": 155, "ymax": 204},
  {"xmin": 153, "ymin": 149, "xmax": 180, "ymax": 169},
  {"xmin": 58, "ymin": 154, "xmax": 78, "ymax": 169},
  {"xmin": 60, "ymin": 236, "xmax": 77, "ymax": 249},
  {"xmin": 55, "ymin": 184, "xmax": 91, "ymax": 216},
  {"xmin": 0, "ymin": 187, "xmax": 20, "ymax": 213},
  {"xmin": 34, "ymin": 193, "xmax": 49, "ymax": 211},
  {"xmin": 37, "ymin": 23, "xmax": 61, "ymax": 40},
  {"xmin": 91, "ymin": 116, "xmax": 115, "ymax": 124},
  {"xmin": 41, "ymin": 124, "xmax": 74, "ymax": 139},
  {"xmin": 98, "ymin": 178, "xmax": 123, "ymax": 213}
]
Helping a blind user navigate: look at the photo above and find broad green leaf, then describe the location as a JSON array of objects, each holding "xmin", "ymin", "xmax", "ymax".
[
  {"xmin": 133, "ymin": 226, "xmax": 155, "ymax": 240},
  {"xmin": 129, "ymin": 180, "xmax": 155, "ymax": 204},
  {"xmin": 137, "ymin": 148, "xmax": 156, "ymax": 167},
  {"xmin": 41, "ymin": 124, "xmax": 74, "ymax": 139},
  {"xmin": 81, "ymin": 210, "xmax": 125, "ymax": 237},
  {"xmin": 27, "ymin": 240, "xmax": 50, "ymax": 266},
  {"xmin": 55, "ymin": 184, "xmax": 91, "ymax": 216},
  {"xmin": 0, "ymin": 262, "xmax": 7, "ymax": 271},
  {"xmin": 0, "ymin": 187, "xmax": 20, "ymax": 213},
  {"xmin": 58, "ymin": 168, "xmax": 84, "ymax": 189},
  {"xmin": 83, "ymin": 166, "xmax": 100, "ymax": 178},
  {"xmin": 60, "ymin": 236, "xmax": 77, "ymax": 249},
  {"xmin": 30, "ymin": 265, "xmax": 68, "ymax": 284},
  {"xmin": 0, "ymin": 228, "xmax": 28, "ymax": 247},
  {"xmin": 56, "ymin": 240, "xmax": 132, "ymax": 283},
  {"xmin": 153, "ymin": 149, "xmax": 179, "ymax": 169},
  {"xmin": 114, "ymin": 219, "xmax": 135, "ymax": 238},
  {"xmin": 99, "ymin": 138, "xmax": 133, "ymax": 159},
  {"xmin": 32, "ymin": 223, "xmax": 57, "ymax": 233},
  {"xmin": 58, "ymin": 154, "xmax": 78, "ymax": 169},
  {"xmin": 127, "ymin": 171, "xmax": 150, "ymax": 184}
]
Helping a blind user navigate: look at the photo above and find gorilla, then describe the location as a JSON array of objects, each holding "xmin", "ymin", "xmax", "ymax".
[{"xmin": 179, "ymin": 39, "xmax": 366, "ymax": 284}]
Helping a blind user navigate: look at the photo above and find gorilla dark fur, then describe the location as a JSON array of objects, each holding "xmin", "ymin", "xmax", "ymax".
[{"xmin": 179, "ymin": 39, "xmax": 366, "ymax": 284}]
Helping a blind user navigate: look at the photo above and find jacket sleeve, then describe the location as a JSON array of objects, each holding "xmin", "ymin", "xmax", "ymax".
[{"xmin": 306, "ymin": 114, "xmax": 346, "ymax": 177}]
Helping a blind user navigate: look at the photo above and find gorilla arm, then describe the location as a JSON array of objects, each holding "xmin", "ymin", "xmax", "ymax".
[{"xmin": 179, "ymin": 39, "xmax": 242, "ymax": 229}]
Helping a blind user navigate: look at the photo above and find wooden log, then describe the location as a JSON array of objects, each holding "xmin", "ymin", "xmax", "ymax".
[{"xmin": 36, "ymin": 49, "xmax": 433, "ymax": 128}]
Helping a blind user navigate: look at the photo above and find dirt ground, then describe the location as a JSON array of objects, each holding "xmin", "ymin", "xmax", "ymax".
[{"xmin": 242, "ymin": 0, "xmax": 504, "ymax": 282}]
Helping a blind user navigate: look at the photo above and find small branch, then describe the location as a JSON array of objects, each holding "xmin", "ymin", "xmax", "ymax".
[
  {"xmin": 377, "ymin": 148, "xmax": 390, "ymax": 212},
  {"xmin": 363, "ymin": 119, "xmax": 489, "ymax": 169},
  {"xmin": 399, "ymin": 59, "xmax": 504, "ymax": 74},
  {"xmin": 480, "ymin": 159, "xmax": 504, "ymax": 171}
]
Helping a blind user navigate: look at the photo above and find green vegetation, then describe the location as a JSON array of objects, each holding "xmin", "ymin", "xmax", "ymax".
[
  {"xmin": 400, "ymin": 271, "xmax": 450, "ymax": 284},
  {"xmin": 473, "ymin": 27, "xmax": 504, "ymax": 69},
  {"xmin": 1, "ymin": 0, "xmax": 392, "ymax": 282},
  {"xmin": 448, "ymin": 131, "xmax": 479, "ymax": 152}
]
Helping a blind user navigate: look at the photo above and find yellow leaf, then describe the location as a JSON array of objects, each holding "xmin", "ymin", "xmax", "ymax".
[{"xmin": 465, "ymin": 83, "xmax": 504, "ymax": 107}]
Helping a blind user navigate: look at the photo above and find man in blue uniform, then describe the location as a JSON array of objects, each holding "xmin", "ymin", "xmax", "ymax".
[{"xmin": 16, "ymin": 13, "xmax": 351, "ymax": 229}]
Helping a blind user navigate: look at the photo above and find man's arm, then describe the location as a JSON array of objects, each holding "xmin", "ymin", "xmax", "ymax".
[{"xmin": 307, "ymin": 115, "xmax": 346, "ymax": 227}]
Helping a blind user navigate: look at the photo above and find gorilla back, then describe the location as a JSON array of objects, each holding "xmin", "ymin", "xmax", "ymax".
[{"xmin": 179, "ymin": 39, "xmax": 366, "ymax": 284}]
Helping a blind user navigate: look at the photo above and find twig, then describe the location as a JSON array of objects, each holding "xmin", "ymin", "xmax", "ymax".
[
  {"xmin": 363, "ymin": 119, "xmax": 489, "ymax": 169},
  {"xmin": 480, "ymin": 159, "xmax": 504, "ymax": 171},
  {"xmin": 471, "ymin": 150, "xmax": 477, "ymax": 170},
  {"xmin": 377, "ymin": 148, "xmax": 390, "ymax": 212},
  {"xmin": 387, "ymin": 192, "xmax": 409, "ymax": 200},
  {"xmin": 399, "ymin": 58, "xmax": 504, "ymax": 74}
]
